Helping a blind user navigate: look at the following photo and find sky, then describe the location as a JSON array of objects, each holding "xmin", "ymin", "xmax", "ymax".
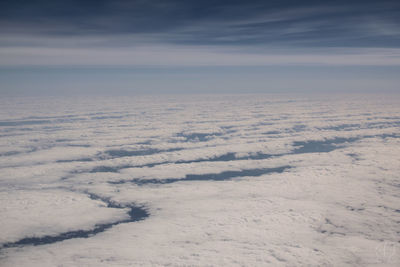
[{"xmin": 1, "ymin": 0, "xmax": 400, "ymax": 95}]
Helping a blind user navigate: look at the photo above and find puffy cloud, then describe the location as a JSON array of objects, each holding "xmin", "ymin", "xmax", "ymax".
[{"xmin": 0, "ymin": 94, "xmax": 399, "ymax": 265}]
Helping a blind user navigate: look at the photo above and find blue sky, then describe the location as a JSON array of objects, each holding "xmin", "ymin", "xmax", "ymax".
[{"xmin": 1, "ymin": 0, "xmax": 400, "ymax": 95}]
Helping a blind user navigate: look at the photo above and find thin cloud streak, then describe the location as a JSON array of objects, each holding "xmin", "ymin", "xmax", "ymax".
[
  {"xmin": 1, "ymin": 45, "xmax": 400, "ymax": 67},
  {"xmin": 1, "ymin": 1, "xmax": 399, "ymax": 47}
]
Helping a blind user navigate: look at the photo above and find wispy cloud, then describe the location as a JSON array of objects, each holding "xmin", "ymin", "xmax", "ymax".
[
  {"xmin": 1, "ymin": 42, "xmax": 400, "ymax": 67},
  {"xmin": 1, "ymin": 0, "xmax": 399, "ymax": 94},
  {"xmin": 1, "ymin": 1, "xmax": 399, "ymax": 47}
]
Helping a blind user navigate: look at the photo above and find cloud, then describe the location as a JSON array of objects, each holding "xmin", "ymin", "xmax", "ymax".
[
  {"xmin": 0, "ymin": 189, "xmax": 129, "ymax": 244},
  {"xmin": 1, "ymin": 95, "xmax": 400, "ymax": 265},
  {"xmin": 1, "ymin": 41, "xmax": 400, "ymax": 66},
  {"xmin": 1, "ymin": 1, "xmax": 399, "ymax": 95},
  {"xmin": 1, "ymin": 1, "xmax": 399, "ymax": 47}
]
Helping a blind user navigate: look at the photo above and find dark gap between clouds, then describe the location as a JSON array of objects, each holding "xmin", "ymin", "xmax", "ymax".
[
  {"xmin": 109, "ymin": 166, "xmax": 292, "ymax": 185},
  {"xmin": 0, "ymin": 192, "xmax": 149, "ymax": 249}
]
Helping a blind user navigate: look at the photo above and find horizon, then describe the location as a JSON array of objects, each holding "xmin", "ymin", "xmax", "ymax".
[{"xmin": 1, "ymin": 0, "xmax": 400, "ymax": 95}]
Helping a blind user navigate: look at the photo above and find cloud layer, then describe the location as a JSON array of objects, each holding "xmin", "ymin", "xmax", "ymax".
[{"xmin": 0, "ymin": 94, "xmax": 399, "ymax": 265}]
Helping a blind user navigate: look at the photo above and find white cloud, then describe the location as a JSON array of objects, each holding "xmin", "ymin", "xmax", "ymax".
[
  {"xmin": 0, "ymin": 94, "xmax": 399, "ymax": 266},
  {"xmin": 0, "ymin": 189, "xmax": 128, "ymax": 244}
]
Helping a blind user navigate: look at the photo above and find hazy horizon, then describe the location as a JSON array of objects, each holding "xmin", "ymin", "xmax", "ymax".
[{"xmin": 1, "ymin": 0, "xmax": 400, "ymax": 95}]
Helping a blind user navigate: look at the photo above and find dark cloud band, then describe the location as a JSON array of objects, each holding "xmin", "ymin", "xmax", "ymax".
[{"xmin": 1, "ymin": 0, "xmax": 399, "ymax": 47}]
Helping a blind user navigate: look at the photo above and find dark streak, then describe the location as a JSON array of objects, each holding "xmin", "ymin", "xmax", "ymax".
[
  {"xmin": 109, "ymin": 165, "xmax": 291, "ymax": 185},
  {"xmin": 104, "ymin": 147, "xmax": 183, "ymax": 158},
  {"xmin": 57, "ymin": 158, "xmax": 93, "ymax": 163},
  {"xmin": 89, "ymin": 152, "xmax": 279, "ymax": 173},
  {"xmin": 0, "ymin": 120, "xmax": 51, "ymax": 126},
  {"xmin": 0, "ymin": 193, "xmax": 148, "ymax": 249},
  {"xmin": 176, "ymin": 132, "xmax": 223, "ymax": 142},
  {"xmin": 292, "ymin": 137, "xmax": 360, "ymax": 154}
]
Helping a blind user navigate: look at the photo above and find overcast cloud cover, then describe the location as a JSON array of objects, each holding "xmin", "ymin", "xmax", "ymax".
[
  {"xmin": 0, "ymin": 0, "xmax": 400, "ymax": 94},
  {"xmin": 0, "ymin": 95, "xmax": 399, "ymax": 266},
  {"xmin": 1, "ymin": 1, "xmax": 400, "ymax": 266}
]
